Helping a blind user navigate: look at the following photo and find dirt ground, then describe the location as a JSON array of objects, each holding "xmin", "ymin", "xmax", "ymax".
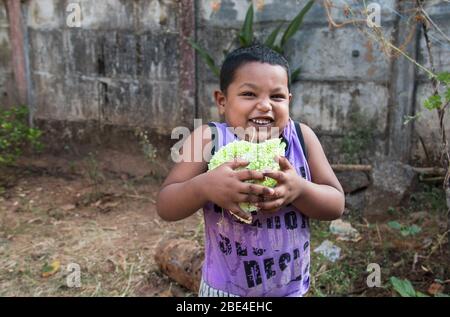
[
  {"xmin": 0, "ymin": 150, "xmax": 449, "ymax": 297},
  {"xmin": 0, "ymin": 151, "xmax": 201, "ymax": 297}
]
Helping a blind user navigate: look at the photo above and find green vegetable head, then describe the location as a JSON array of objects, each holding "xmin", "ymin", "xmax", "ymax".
[{"xmin": 208, "ymin": 138, "xmax": 286, "ymax": 212}]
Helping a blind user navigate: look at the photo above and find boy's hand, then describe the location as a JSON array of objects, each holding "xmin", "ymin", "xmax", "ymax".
[
  {"xmin": 257, "ymin": 156, "xmax": 304, "ymax": 214},
  {"xmin": 205, "ymin": 159, "xmax": 275, "ymax": 222}
]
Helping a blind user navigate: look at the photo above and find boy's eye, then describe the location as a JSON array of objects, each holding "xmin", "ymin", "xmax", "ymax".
[
  {"xmin": 271, "ymin": 95, "xmax": 286, "ymax": 100},
  {"xmin": 240, "ymin": 92, "xmax": 255, "ymax": 97}
]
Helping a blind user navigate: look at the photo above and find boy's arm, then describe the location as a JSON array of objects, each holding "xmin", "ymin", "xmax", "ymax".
[
  {"xmin": 157, "ymin": 125, "xmax": 273, "ymax": 222},
  {"xmin": 291, "ymin": 123, "xmax": 345, "ymax": 220},
  {"xmin": 156, "ymin": 125, "xmax": 212, "ymax": 221}
]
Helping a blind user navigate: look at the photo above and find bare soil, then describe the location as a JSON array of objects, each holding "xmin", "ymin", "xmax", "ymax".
[
  {"xmin": 0, "ymin": 152, "xmax": 201, "ymax": 297},
  {"xmin": 0, "ymin": 151, "xmax": 448, "ymax": 297}
]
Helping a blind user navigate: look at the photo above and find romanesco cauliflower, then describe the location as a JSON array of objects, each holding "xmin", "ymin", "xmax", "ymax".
[{"xmin": 208, "ymin": 138, "xmax": 286, "ymax": 212}]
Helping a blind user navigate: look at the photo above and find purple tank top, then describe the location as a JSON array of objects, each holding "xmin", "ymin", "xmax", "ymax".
[{"xmin": 202, "ymin": 119, "xmax": 312, "ymax": 297}]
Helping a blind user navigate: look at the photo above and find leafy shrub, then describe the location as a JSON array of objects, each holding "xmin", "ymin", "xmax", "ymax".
[{"xmin": 0, "ymin": 106, "xmax": 43, "ymax": 165}]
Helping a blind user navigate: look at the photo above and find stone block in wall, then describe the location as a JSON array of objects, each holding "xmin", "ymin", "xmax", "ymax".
[
  {"xmin": 285, "ymin": 25, "xmax": 393, "ymax": 82},
  {"xmin": 89, "ymin": 30, "xmax": 140, "ymax": 78},
  {"xmin": 336, "ymin": 171, "xmax": 371, "ymax": 194},
  {"xmin": 28, "ymin": 29, "xmax": 65, "ymax": 75},
  {"xmin": 62, "ymin": 29, "xmax": 99, "ymax": 77},
  {"xmin": 32, "ymin": 73, "xmax": 63, "ymax": 119},
  {"xmin": 98, "ymin": 79, "xmax": 181, "ymax": 134},
  {"xmin": 137, "ymin": 32, "xmax": 180, "ymax": 81},
  {"xmin": 33, "ymin": 73, "xmax": 100, "ymax": 121},
  {"xmin": 363, "ymin": 156, "xmax": 418, "ymax": 215},
  {"xmin": 345, "ymin": 190, "xmax": 366, "ymax": 213},
  {"xmin": 290, "ymin": 81, "xmax": 388, "ymax": 133}
]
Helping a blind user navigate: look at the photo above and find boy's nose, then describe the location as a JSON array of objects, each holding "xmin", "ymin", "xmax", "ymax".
[{"xmin": 256, "ymin": 99, "xmax": 272, "ymax": 111}]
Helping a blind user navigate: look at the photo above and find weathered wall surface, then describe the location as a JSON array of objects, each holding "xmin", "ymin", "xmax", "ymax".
[
  {"xmin": 412, "ymin": 3, "xmax": 450, "ymax": 164},
  {"xmin": 1, "ymin": 0, "xmax": 449, "ymax": 165},
  {"xmin": 196, "ymin": 0, "xmax": 450, "ymax": 164},
  {"xmin": 196, "ymin": 0, "xmax": 399, "ymax": 163},
  {"xmin": 24, "ymin": 0, "xmax": 192, "ymax": 135},
  {"xmin": 0, "ymin": 3, "xmax": 13, "ymax": 106}
]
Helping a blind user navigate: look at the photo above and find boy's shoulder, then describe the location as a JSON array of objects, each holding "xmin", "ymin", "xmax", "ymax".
[
  {"xmin": 299, "ymin": 122, "xmax": 314, "ymax": 135},
  {"xmin": 191, "ymin": 123, "xmax": 213, "ymax": 139},
  {"xmin": 290, "ymin": 121, "xmax": 320, "ymax": 160},
  {"xmin": 297, "ymin": 122, "xmax": 322, "ymax": 158}
]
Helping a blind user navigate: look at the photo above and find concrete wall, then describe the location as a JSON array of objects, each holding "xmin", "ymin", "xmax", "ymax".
[
  {"xmin": 197, "ymin": 0, "xmax": 392, "ymax": 163},
  {"xmin": 24, "ymin": 0, "xmax": 191, "ymax": 135},
  {"xmin": 0, "ymin": 3, "xmax": 13, "ymax": 106},
  {"xmin": 1, "ymin": 0, "xmax": 450, "ymax": 164},
  {"xmin": 412, "ymin": 3, "xmax": 450, "ymax": 164},
  {"xmin": 196, "ymin": 0, "xmax": 450, "ymax": 164}
]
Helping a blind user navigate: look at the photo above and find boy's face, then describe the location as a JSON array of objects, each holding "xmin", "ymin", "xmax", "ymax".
[{"xmin": 214, "ymin": 61, "xmax": 291, "ymax": 142}]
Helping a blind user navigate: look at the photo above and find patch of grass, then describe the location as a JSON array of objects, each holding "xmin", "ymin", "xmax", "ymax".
[
  {"xmin": 310, "ymin": 219, "xmax": 331, "ymax": 240},
  {"xmin": 309, "ymin": 219, "xmax": 364, "ymax": 296},
  {"xmin": 309, "ymin": 254, "xmax": 360, "ymax": 296},
  {"xmin": 408, "ymin": 184, "xmax": 447, "ymax": 214}
]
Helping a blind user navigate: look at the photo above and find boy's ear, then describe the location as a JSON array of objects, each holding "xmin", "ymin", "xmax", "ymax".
[
  {"xmin": 289, "ymin": 93, "xmax": 292, "ymax": 104},
  {"xmin": 214, "ymin": 90, "xmax": 226, "ymax": 115}
]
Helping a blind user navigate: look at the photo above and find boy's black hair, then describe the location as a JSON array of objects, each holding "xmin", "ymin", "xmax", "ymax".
[{"xmin": 220, "ymin": 44, "xmax": 291, "ymax": 94}]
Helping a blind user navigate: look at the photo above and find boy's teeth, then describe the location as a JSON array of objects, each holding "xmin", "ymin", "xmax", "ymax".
[{"xmin": 252, "ymin": 119, "xmax": 271, "ymax": 125}]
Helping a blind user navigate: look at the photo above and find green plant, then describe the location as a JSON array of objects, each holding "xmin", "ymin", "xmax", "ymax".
[
  {"xmin": 387, "ymin": 221, "xmax": 422, "ymax": 237},
  {"xmin": 135, "ymin": 129, "xmax": 157, "ymax": 162},
  {"xmin": 389, "ymin": 277, "xmax": 429, "ymax": 297},
  {"xmin": 189, "ymin": 0, "xmax": 315, "ymax": 84},
  {"xmin": 0, "ymin": 106, "xmax": 43, "ymax": 165},
  {"xmin": 409, "ymin": 184, "xmax": 447, "ymax": 213},
  {"xmin": 423, "ymin": 72, "xmax": 450, "ymax": 111},
  {"xmin": 387, "ymin": 206, "xmax": 397, "ymax": 215},
  {"xmin": 134, "ymin": 128, "xmax": 168, "ymax": 179}
]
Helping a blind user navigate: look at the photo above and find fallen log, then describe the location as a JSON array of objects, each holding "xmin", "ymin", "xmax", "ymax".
[
  {"xmin": 154, "ymin": 238, "xmax": 204, "ymax": 293},
  {"xmin": 331, "ymin": 164, "xmax": 372, "ymax": 172},
  {"xmin": 411, "ymin": 167, "xmax": 446, "ymax": 175},
  {"xmin": 420, "ymin": 176, "xmax": 445, "ymax": 183}
]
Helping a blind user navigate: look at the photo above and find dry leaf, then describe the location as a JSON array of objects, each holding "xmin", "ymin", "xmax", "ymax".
[
  {"xmin": 42, "ymin": 260, "xmax": 61, "ymax": 278},
  {"xmin": 159, "ymin": 289, "xmax": 173, "ymax": 297},
  {"xmin": 428, "ymin": 282, "xmax": 444, "ymax": 295}
]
